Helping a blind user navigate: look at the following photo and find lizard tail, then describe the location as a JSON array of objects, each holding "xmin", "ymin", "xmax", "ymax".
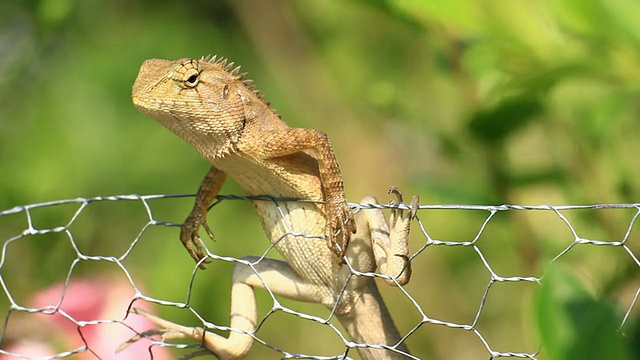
[{"xmin": 336, "ymin": 279, "xmax": 411, "ymax": 359}]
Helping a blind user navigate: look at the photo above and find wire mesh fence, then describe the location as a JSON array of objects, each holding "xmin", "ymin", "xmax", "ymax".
[{"xmin": 0, "ymin": 194, "xmax": 638, "ymax": 359}]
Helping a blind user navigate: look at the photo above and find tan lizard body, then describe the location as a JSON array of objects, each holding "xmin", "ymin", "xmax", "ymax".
[{"xmin": 124, "ymin": 56, "xmax": 418, "ymax": 359}]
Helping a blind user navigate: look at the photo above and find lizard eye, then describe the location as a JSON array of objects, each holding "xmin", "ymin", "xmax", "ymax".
[
  {"xmin": 184, "ymin": 68, "xmax": 200, "ymax": 88},
  {"xmin": 172, "ymin": 59, "xmax": 201, "ymax": 89},
  {"xmin": 187, "ymin": 74, "xmax": 199, "ymax": 85}
]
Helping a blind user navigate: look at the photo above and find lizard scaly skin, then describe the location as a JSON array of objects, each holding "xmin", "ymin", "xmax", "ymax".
[{"xmin": 124, "ymin": 56, "xmax": 418, "ymax": 359}]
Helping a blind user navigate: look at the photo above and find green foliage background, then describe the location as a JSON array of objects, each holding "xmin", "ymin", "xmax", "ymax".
[{"xmin": 1, "ymin": 0, "xmax": 639, "ymax": 358}]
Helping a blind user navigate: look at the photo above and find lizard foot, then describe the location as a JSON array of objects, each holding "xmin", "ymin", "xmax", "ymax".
[
  {"xmin": 181, "ymin": 209, "xmax": 216, "ymax": 269},
  {"xmin": 121, "ymin": 306, "xmax": 256, "ymax": 360},
  {"xmin": 118, "ymin": 308, "xmax": 213, "ymax": 359},
  {"xmin": 384, "ymin": 186, "xmax": 419, "ymax": 286},
  {"xmin": 325, "ymin": 199, "xmax": 356, "ymax": 261}
]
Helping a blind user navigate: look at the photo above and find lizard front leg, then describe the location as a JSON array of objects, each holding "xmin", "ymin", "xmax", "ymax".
[
  {"xmin": 122, "ymin": 257, "xmax": 328, "ymax": 360},
  {"xmin": 244, "ymin": 128, "xmax": 356, "ymax": 258},
  {"xmin": 181, "ymin": 166, "xmax": 227, "ymax": 269}
]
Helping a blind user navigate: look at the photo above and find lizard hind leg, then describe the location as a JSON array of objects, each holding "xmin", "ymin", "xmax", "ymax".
[
  {"xmin": 119, "ymin": 261, "xmax": 261, "ymax": 360},
  {"xmin": 121, "ymin": 256, "xmax": 327, "ymax": 360},
  {"xmin": 120, "ymin": 299, "xmax": 256, "ymax": 360},
  {"xmin": 117, "ymin": 308, "xmax": 215, "ymax": 359}
]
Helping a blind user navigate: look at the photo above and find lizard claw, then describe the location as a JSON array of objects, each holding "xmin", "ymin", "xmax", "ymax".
[
  {"xmin": 180, "ymin": 210, "xmax": 214, "ymax": 269},
  {"xmin": 387, "ymin": 187, "xmax": 419, "ymax": 227},
  {"xmin": 387, "ymin": 186, "xmax": 403, "ymax": 202},
  {"xmin": 409, "ymin": 194, "xmax": 419, "ymax": 220}
]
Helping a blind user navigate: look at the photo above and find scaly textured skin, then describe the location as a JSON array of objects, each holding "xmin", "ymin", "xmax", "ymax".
[
  {"xmin": 132, "ymin": 57, "xmax": 354, "ymax": 263},
  {"xmin": 127, "ymin": 56, "xmax": 418, "ymax": 359}
]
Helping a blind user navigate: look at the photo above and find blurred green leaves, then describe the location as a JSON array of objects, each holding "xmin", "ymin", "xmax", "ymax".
[
  {"xmin": 34, "ymin": 0, "xmax": 77, "ymax": 27},
  {"xmin": 1, "ymin": 0, "xmax": 640, "ymax": 358},
  {"xmin": 468, "ymin": 96, "xmax": 543, "ymax": 145},
  {"xmin": 536, "ymin": 264, "xmax": 638, "ymax": 360}
]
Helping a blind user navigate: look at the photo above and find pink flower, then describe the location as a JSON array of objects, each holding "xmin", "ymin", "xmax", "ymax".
[{"xmin": 2, "ymin": 276, "xmax": 172, "ymax": 360}]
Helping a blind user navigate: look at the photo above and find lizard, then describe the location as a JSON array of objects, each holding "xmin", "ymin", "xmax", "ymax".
[{"xmin": 122, "ymin": 55, "xmax": 419, "ymax": 359}]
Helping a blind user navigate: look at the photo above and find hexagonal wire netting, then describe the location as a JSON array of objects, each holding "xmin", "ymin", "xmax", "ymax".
[{"xmin": 0, "ymin": 194, "xmax": 638, "ymax": 359}]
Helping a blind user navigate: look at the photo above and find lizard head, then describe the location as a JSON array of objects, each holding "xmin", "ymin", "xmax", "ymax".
[{"xmin": 132, "ymin": 56, "xmax": 254, "ymax": 160}]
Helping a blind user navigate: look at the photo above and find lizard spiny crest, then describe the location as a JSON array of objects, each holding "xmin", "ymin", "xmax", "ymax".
[
  {"xmin": 201, "ymin": 54, "xmax": 279, "ymax": 117},
  {"xmin": 201, "ymin": 55, "xmax": 267, "ymax": 102}
]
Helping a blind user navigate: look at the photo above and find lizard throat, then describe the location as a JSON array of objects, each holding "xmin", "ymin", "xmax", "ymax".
[{"xmin": 134, "ymin": 99, "xmax": 241, "ymax": 161}]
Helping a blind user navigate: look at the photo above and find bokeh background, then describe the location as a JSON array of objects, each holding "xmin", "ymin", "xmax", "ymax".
[{"xmin": 1, "ymin": 0, "xmax": 640, "ymax": 359}]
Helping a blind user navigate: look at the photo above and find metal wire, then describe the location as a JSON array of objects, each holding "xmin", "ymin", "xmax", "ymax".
[{"xmin": 0, "ymin": 194, "xmax": 638, "ymax": 359}]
